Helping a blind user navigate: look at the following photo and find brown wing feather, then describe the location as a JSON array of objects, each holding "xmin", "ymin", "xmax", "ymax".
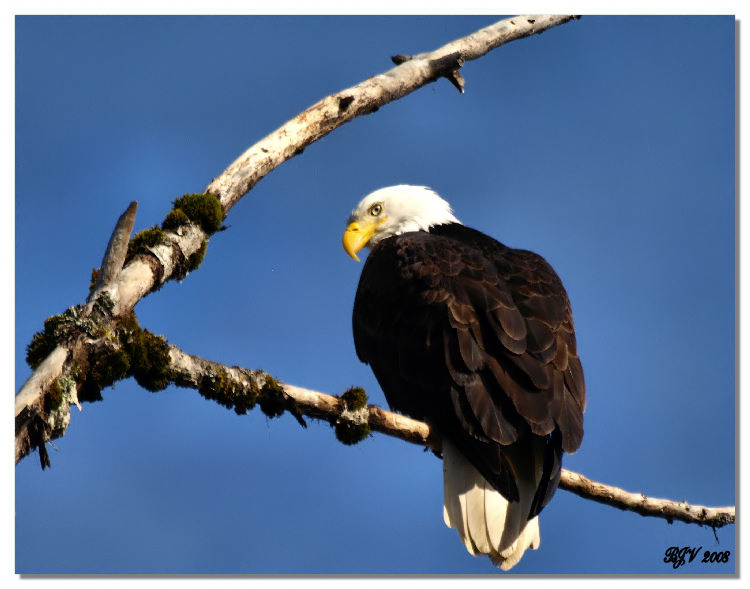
[{"xmin": 352, "ymin": 224, "xmax": 585, "ymax": 515}]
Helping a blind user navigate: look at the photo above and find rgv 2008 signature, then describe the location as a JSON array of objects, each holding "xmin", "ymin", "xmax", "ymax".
[{"xmin": 664, "ymin": 546, "xmax": 731, "ymax": 569}]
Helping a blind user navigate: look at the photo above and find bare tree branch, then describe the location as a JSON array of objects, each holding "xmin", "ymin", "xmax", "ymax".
[
  {"xmin": 16, "ymin": 202, "xmax": 137, "ymax": 427},
  {"xmin": 205, "ymin": 14, "xmax": 579, "ymax": 214},
  {"xmin": 168, "ymin": 344, "xmax": 736, "ymax": 530},
  {"xmin": 168, "ymin": 346, "xmax": 439, "ymax": 449},
  {"xmin": 560, "ymin": 470, "xmax": 735, "ymax": 529}
]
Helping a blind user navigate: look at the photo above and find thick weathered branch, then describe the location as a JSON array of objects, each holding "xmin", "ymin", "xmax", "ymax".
[
  {"xmin": 16, "ymin": 202, "xmax": 138, "ymax": 426},
  {"xmin": 15, "ymin": 214, "xmax": 208, "ymax": 462},
  {"xmin": 205, "ymin": 14, "xmax": 578, "ymax": 214},
  {"xmin": 168, "ymin": 345, "xmax": 735, "ymax": 530},
  {"xmin": 15, "ymin": 345, "xmax": 70, "ymax": 466},
  {"xmin": 16, "ymin": 201, "xmax": 146, "ymax": 465}
]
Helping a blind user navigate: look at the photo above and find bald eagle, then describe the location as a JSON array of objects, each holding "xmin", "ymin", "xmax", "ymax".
[{"xmin": 343, "ymin": 185, "xmax": 585, "ymax": 570}]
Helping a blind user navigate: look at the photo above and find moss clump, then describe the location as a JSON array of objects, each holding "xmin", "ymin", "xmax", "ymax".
[
  {"xmin": 26, "ymin": 307, "xmax": 172, "ymax": 404},
  {"xmin": 117, "ymin": 314, "xmax": 171, "ymax": 392},
  {"xmin": 43, "ymin": 312, "xmax": 71, "ymax": 338},
  {"xmin": 135, "ymin": 330, "xmax": 171, "ymax": 391},
  {"xmin": 335, "ymin": 386, "xmax": 370, "ymax": 445},
  {"xmin": 259, "ymin": 376, "xmax": 286, "ymax": 419},
  {"xmin": 45, "ymin": 377, "xmax": 67, "ymax": 412},
  {"xmin": 79, "ymin": 344, "xmax": 130, "ymax": 402},
  {"xmin": 170, "ymin": 193, "xmax": 223, "ymax": 235},
  {"xmin": 117, "ymin": 311, "xmax": 141, "ymax": 337},
  {"xmin": 97, "ymin": 311, "xmax": 171, "ymax": 393},
  {"xmin": 186, "ymin": 240, "xmax": 208, "ymax": 272},
  {"xmin": 158, "ymin": 193, "xmax": 222, "ymax": 281},
  {"xmin": 26, "ymin": 331, "xmax": 56, "ymax": 370},
  {"xmin": 161, "ymin": 208, "xmax": 190, "ymax": 231},
  {"xmin": 341, "ymin": 386, "xmax": 368, "ymax": 411},
  {"xmin": 25, "ymin": 307, "xmax": 92, "ymax": 369},
  {"xmin": 198, "ymin": 369, "xmax": 259, "ymax": 415},
  {"xmin": 199, "ymin": 370, "xmax": 233, "ymax": 409},
  {"xmin": 335, "ymin": 420, "xmax": 371, "ymax": 446},
  {"xmin": 90, "ymin": 347, "xmax": 131, "ymax": 390},
  {"xmin": 233, "ymin": 381, "xmax": 259, "ymax": 416},
  {"xmin": 126, "ymin": 226, "xmax": 165, "ymax": 262}
]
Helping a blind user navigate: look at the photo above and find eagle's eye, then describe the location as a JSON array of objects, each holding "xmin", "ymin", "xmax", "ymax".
[{"xmin": 369, "ymin": 203, "xmax": 383, "ymax": 216}]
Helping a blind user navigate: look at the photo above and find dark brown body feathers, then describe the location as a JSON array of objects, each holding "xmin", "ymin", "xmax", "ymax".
[{"xmin": 352, "ymin": 223, "xmax": 585, "ymax": 518}]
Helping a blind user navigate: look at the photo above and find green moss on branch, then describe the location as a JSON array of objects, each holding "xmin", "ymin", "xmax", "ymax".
[
  {"xmin": 117, "ymin": 312, "xmax": 171, "ymax": 392},
  {"xmin": 169, "ymin": 193, "xmax": 223, "ymax": 235},
  {"xmin": 341, "ymin": 386, "xmax": 368, "ymax": 411},
  {"xmin": 335, "ymin": 386, "xmax": 371, "ymax": 445},
  {"xmin": 161, "ymin": 208, "xmax": 190, "ymax": 231},
  {"xmin": 186, "ymin": 241, "xmax": 208, "ymax": 272},
  {"xmin": 258, "ymin": 376, "xmax": 286, "ymax": 419},
  {"xmin": 126, "ymin": 226, "xmax": 165, "ymax": 263},
  {"xmin": 199, "ymin": 369, "xmax": 259, "ymax": 415}
]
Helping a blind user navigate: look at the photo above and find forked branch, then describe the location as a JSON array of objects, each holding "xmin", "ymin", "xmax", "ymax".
[
  {"xmin": 17, "ymin": 13, "xmax": 733, "ymax": 535},
  {"xmin": 16, "ymin": 13, "xmax": 579, "ymax": 467}
]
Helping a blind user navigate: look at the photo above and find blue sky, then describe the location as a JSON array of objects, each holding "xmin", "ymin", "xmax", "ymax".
[{"xmin": 14, "ymin": 15, "xmax": 735, "ymax": 574}]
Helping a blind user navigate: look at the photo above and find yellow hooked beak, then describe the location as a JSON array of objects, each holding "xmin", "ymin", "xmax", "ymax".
[{"xmin": 342, "ymin": 218, "xmax": 386, "ymax": 261}]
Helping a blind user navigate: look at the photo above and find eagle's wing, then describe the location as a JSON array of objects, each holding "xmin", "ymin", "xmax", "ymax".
[{"xmin": 352, "ymin": 226, "xmax": 584, "ymax": 514}]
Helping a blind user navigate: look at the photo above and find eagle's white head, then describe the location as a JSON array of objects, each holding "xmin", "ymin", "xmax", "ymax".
[{"xmin": 343, "ymin": 185, "xmax": 460, "ymax": 261}]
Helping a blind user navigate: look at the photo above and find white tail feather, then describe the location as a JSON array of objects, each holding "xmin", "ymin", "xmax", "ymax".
[
  {"xmin": 442, "ymin": 439, "xmax": 543, "ymax": 570},
  {"xmin": 442, "ymin": 441, "xmax": 479, "ymax": 555},
  {"xmin": 465, "ymin": 472, "xmax": 492, "ymax": 554}
]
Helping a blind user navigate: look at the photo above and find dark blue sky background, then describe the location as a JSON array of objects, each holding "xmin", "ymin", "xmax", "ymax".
[{"xmin": 15, "ymin": 15, "xmax": 735, "ymax": 574}]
